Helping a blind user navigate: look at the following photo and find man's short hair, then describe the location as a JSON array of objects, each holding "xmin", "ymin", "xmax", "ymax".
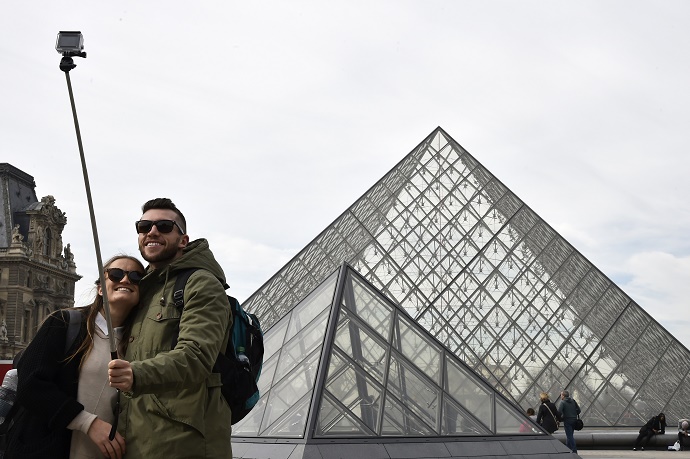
[
  {"xmin": 142, "ymin": 198, "xmax": 187, "ymax": 234},
  {"xmin": 562, "ymin": 390, "xmax": 570, "ymax": 398}
]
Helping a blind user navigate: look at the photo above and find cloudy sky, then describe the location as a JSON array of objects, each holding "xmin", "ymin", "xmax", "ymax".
[{"xmin": 3, "ymin": 1, "xmax": 689, "ymax": 349}]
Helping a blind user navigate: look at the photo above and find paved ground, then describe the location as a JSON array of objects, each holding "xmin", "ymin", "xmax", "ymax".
[{"xmin": 579, "ymin": 450, "xmax": 689, "ymax": 458}]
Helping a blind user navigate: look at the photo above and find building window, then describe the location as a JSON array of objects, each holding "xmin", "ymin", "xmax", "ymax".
[
  {"xmin": 23, "ymin": 309, "xmax": 31, "ymax": 343},
  {"xmin": 45, "ymin": 227, "xmax": 52, "ymax": 256}
]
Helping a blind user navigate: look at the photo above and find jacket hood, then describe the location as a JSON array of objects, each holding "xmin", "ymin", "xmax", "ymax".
[{"xmin": 165, "ymin": 238, "xmax": 227, "ymax": 287}]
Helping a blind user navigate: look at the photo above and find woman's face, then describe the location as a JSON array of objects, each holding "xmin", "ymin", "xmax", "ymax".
[{"xmin": 99, "ymin": 257, "xmax": 144, "ymax": 311}]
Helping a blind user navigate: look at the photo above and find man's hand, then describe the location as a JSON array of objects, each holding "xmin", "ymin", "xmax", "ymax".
[
  {"xmin": 87, "ymin": 417, "xmax": 125, "ymax": 459},
  {"xmin": 108, "ymin": 359, "xmax": 134, "ymax": 392}
]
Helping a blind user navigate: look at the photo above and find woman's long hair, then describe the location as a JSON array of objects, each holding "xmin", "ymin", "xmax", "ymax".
[{"xmin": 66, "ymin": 254, "xmax": 145, "ymax": 369}]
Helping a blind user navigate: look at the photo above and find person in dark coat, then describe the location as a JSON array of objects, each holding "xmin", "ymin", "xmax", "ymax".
[
  {"xmin": 679, "ymin": 419, "xmax": 690, "ymax": 451},
  {"xmin": 557, "ymin": 390, "xmax": 581, "ymax": 453},
  {"xmin": 634, "ymin": 412, "xmax": 667, "ymax": 451},
  {"xmin": 536, "ymin": 392, "xmax": 560, "ymax": 434}
]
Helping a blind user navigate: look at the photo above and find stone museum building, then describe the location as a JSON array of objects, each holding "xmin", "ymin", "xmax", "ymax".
[{"xmin": 0, "ymin": 163, "xmax": 80, "ymax": 360}]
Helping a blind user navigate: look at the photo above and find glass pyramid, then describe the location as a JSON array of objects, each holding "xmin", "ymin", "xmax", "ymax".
[
  {"xmin": 234, "ymin": 263, "xmax": 541, "ymax": 439},
  {"xmin": 243, "ymin": 127, "xmax": 689, "ymax": 427}
]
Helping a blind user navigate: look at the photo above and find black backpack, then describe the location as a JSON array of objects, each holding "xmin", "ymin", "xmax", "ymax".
[{"xmin": 172, "ymin": 269, "xmax": 263, "ymax": 425}]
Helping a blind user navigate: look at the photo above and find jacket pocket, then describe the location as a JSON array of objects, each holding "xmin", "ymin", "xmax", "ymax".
[
  {"xmin": 139, "ymin": 304, "xmax": 183, "ymax": 357},
  {"xmin": 149, "ymin": 392, "xmax": 206, "ymax": 438}
]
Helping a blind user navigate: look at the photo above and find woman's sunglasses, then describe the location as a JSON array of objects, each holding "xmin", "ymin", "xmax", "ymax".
[
  {"xmin": 135, "ymin": 219, "xmax": 184, "ymax": 234},
  {"xmin": 105, "ymin": 268, "xmax": 144, "ymax": 285}
]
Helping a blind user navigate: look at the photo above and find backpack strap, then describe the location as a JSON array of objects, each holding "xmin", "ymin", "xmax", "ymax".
[
  {"xmin": 170, "ymin": 268, "xmax": 199, "ymax": 349},
  {"xmin": 173, "ymin": 269, "xmax": 198, "ymax": 310}
]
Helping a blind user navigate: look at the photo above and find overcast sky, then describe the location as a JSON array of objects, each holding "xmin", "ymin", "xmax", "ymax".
[{"xmin": 3, "ymin": 1, "xmax": 689, "ymax": 349}]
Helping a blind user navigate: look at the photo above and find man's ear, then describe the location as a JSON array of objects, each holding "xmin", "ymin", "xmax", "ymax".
[{"xmin": 179, "ymin": 234, "xmax": 190, "ymax": 249}]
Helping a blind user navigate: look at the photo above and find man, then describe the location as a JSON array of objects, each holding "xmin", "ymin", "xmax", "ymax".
[
  {"xmin": 679, "ymin": 419, "xmax": 690, "ymax": 451},
  {"xmin": 557, "ymin": 390, "xmax": 581, "ymax": 453},
  {"xmin": 108, "ymin": 198, "xmax": 232, "ymax": 458}
]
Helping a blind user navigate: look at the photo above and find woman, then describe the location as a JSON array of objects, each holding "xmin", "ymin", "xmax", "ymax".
[
  {"xmin": 634, "ymin": 412, "xmax": 667, "ymax": 451},
  {"xmin": 5, "ymin": 255, "xmax": 144, "ymax": 459},
  {"xmin": 536, "ymin": 392, "xmax": 560, "ymax": 434}
]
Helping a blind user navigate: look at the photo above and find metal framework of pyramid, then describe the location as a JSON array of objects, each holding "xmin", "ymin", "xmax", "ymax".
[
  {"xmin": 232, "ymin": 263, "xmax": 572, "ymax": 459},
  {"xmin": 242, "ymin": 127, "xmax": 690, "ymax": 429}
]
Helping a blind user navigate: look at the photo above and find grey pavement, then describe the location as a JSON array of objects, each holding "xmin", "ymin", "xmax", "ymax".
[{"xmin": 579, "ymin": 450, "xmax": 690, "ymax": 459}]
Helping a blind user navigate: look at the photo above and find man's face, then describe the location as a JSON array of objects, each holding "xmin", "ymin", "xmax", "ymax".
[{"xmin": 137, "ymin": 208, "xmax": 188, "ymax": 268}]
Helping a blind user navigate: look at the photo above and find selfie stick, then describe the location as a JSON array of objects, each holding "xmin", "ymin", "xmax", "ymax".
[{"xmin": 57, "ymin": 31, "xmax": 119, "ymax": 440}]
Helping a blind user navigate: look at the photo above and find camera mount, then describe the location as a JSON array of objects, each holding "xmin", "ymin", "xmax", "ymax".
[{"xmin": 56, "ymin": 31, "xmax": 86, "ymax": 72}]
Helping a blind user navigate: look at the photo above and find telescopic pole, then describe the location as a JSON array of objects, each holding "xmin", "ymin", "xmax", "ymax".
[{"xmin": 59, "ymin": 51, "xmax": 120, "ymax": 441}]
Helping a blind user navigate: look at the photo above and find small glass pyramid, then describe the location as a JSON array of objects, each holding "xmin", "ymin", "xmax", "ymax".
[{"xmin": 234, "ymin": 264, "xmax": 540, "ymax": 439}]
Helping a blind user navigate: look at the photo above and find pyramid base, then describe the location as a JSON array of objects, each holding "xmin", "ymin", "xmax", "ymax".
[{"xmin": 232, "ymin": 435, "xmax": 576, "ymax": 458}]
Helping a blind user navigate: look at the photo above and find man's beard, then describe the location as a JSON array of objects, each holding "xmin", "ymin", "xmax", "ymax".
[{"xmin": 140, "ymin": 241, "xmax": 180, "ymax": 264}]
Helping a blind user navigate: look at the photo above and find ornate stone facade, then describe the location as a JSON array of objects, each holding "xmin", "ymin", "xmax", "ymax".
[{"xmin": 0, "ymin": 164, "xmax": 81, "ymax": 359}]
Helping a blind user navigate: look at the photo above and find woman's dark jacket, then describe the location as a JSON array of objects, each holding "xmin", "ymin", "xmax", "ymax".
[
  {"xmin": 4, "ymin": 309, "xmax": 87, "ymax": 459},
  {"xmin": 640, "ymin": 414, "xmax": 667, "ymax": 434},
  {"xmin": 536, "ymin": 400, "xmax": 560, "ymax": 433}
]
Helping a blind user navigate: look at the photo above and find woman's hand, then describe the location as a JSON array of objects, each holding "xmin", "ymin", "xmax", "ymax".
[
  {"xmin": 108, "ymin": 359, "xmax": 133, "ymax": 392},
  {"xmin": 87, "ymin": 417, "xmax": 125, "ymax": 459}
]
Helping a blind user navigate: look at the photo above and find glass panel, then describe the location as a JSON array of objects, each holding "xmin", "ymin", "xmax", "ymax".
[
  {"xmin": 495, "ymin": 398, "xmax": 529, "ymax": 434},
  {"xmin": 441, "ymin": 397, "xmax": 491, "ymax": 435},
  {"xmin": 261, "ymin": 348, "xmax": 320, "ymax": 432},
  {"xmin": 395, "ymin": 314, "xmax": 442, "ymax": 385},
  {"xmin": 274, "ymin": 308, "xmax": 329, "ymax": 382},
  {"xmin": 316, "ymin": 393, "xmax": 374, "ymax": 437},
  {"xmin": 257, "ymin": 353, "xmax": 278, "ymax": 395},
  {"xmin": 261, "ymin": 392, "xmax": 311, "ymax": 438},
  {"xmin": 333, "ymin": 309, "xmax": 388, "ymax": 382},
  {"xmin": 381, "ymin": 390, "xmax": 434, "ymax": 436},
  {"xmin": 284, "ymin": 270, "xmax": 338, "ymax": 343},
  {"xmin": 262, "ymin": 313, "xmax": 289, "ymax": 362},
  {"xmin": 231, "ymin": 393, "xmax": 267, "ymax": 437},
  {"xmin": 349, "ymin": 275, "xmax": 394, "ymax": 340},
  {"xmin": 387, "ymin": 353, "xmax": 439, "ymax": 430},
  {"xmin": 445, "ymin": 358, "xmax": 493, "ymax": 429},
  {"xmin": 323, "ymin": 356, "xmax": 382, "ymax": 434}
]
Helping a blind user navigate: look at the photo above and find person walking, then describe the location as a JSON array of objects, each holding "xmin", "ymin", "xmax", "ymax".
[
  {"xmin": 557, "ymin": 390, "xmax": 581, "ymax": 453},
  {"xmin": 108, "ymin": 198, "xmax": 233, "ymax": 458},
  {"xmin": 536, "ymin": 392, "xmax": 560, "ymax": 434}
]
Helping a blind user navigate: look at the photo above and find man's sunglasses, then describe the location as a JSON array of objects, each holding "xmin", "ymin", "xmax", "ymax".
[
  {"xmin": 135, "ymin": 219, "xmax": 184, "ymax": 234},
  {"xmin": 105, "ymin": 268, "xmax": 144, "ymax": 285}
]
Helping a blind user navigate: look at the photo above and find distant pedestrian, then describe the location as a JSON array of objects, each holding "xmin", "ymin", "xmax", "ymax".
[
  {"xmin": 536, "ymin": 392, "xmax": 560, "ymax": 434},
  {"xmin": 520, "ymin": 408, "xmax": 537, "ymax": 433},
  {"xmin": 634, "ymin": 412, "xmax": 666, "ymax": 451},
  {"xmin": 678, "ymin": 419, "xmax": 689, "ymax": 451},
  {"xmin": 557, "ymin": 390, "xmax": 581, "ymax": 453}
]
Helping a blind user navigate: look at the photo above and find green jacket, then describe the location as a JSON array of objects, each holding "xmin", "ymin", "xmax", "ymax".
[{"xmin": 119, "ymin": 239, "xmax": 233, "ymax": 458}]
